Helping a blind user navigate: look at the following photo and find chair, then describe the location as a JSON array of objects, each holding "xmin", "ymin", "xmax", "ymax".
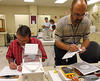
[
  {"xmin": 79, "ymin": 41, "xmax": 100, "ymax": 63},
  {"xmin": 13, "ymin": 34, "xmax": 17, "ymax": 40},
  {"xmin": 7, "ymin": 33, "xmax": 11, "ymax": 43}
]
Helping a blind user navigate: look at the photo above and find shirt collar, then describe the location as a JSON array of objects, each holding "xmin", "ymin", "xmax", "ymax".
[{"xmin": 67, "ymin": 15, "xmax": 72, "ymax": 25}]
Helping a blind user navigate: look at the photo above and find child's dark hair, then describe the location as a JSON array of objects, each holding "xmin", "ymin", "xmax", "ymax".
[{"xmin": 52, "ymin": 25, "xmax": 56, "ymax": 30}]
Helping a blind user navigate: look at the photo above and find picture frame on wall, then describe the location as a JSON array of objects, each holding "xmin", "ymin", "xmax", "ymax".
[
  {"xmin": 0, "ymin": 19, "xmax": 3, "ymax": 28},
  {"xmin": 0, "ymin": 19, "xmax": 5, "ymax": 32},
  {"xmin": 30, "ymin": 16, "xmax": 36, "ymax": 24}
]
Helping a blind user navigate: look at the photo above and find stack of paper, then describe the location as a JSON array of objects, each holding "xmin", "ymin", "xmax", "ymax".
[
  {"xmin": 0, "ymin": 79, "xmax": 18, "ymax": 81},
  {"xmin": 72, "ymin": 62, "xmax": 100, "ymax": 75},
  {"xmin": 22, "ymin": 62, "xmax": 43, "ymax": 74},
  {"xmin": 0, "ymin": 66, "xmax": 22, "ymax": 76},
  {"xmin": 0, "ymin": 66, "xmax": 22, "ymax": 81}
]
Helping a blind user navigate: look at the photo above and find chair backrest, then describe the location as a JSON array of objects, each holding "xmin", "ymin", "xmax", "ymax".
[
  {"xmin": 79, "ymin": 41, "xmax": 100, "ymax": 63},
  {"xmin": 13, "ymin": 34, "xmax": 17, "ymax": 40},
  {"xmin": 7, "ymin": 33, "xmax": 11, "ymax": 43}
]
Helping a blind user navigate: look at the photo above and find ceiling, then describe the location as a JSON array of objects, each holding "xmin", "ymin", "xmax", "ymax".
[
  {"xmin": 0, "ymin": 0, "xmax": 73, "ymax": 7},
  {"xmin": 0, "ymin": 0, "xmax": 100, "ymax": 7}
]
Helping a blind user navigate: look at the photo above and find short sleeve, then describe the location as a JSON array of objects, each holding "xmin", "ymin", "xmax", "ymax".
[
  {"xmin": 55, "ymin": 20, "xmax": 64, "ymax": 41},
  {"xmin": 83, "ymin": 18, "xmax": 91, "ymax": 41}
]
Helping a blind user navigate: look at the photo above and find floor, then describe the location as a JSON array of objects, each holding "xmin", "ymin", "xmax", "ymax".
[{"xmin": 0, "ymin": 47, "xmax": 8, "ymax": 71}]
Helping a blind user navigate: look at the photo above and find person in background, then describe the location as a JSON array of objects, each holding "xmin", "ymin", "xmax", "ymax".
[
  {"xmin": 6, "ymin": 25, "xmax": 47, "ymax": 71},
  {"xmin": 49, "ymin": 19, "xmax": 56, "ymax": 38},
  {"xmin": 54, "ymin": 0, "xmax": 91, "ymax": 65},
  {"xmin": 42, "ymin": 17, "xmax": 50, "ymax": 30},
  {"xmin": 49, "ymin": 19, "xmax": 56, "ymax": 31},
  {"xmin": 52, "ymin": 25, "xmax": 56, "ymax": 39}
]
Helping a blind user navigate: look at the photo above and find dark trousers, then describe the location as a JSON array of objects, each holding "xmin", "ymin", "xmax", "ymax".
[
  {"xmin": 54, "ymin": 45, "xmax": 77, "ymax": 66},
  {"xmin": 79, "ymin": 41, "xmax": 100, "ymax": 63}
]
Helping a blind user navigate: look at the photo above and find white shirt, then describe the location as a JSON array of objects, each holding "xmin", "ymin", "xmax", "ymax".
[{"xmin": 50, "ymin": 23, "xmax": 56, "ymax": 30}]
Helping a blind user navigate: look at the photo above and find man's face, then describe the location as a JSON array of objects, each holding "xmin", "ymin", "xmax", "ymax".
[
  {"xmin": 17, "ymin": 34, "xmax": 30, "ymax": 46},
  {"xmin": 71, "ymin": 2, "xmax": 87, "ymax": 25}
]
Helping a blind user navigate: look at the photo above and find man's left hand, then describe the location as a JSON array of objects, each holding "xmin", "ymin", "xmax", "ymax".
[
  {"xmin": 79, "ymin": 47, "xmax": 86, "ymax": 54},
  {"xmin": 17, "ymin": 65, "xmax": 22, "ymax": 72}
]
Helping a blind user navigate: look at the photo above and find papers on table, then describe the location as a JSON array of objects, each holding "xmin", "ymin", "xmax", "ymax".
[
  {"xmin": 72, "ymin": 62, "xmax": 100, "ymax": 75},
  {"xmin": 48, "ymin": 70, "xmax": 62, "ymax": 81},
  {"xmin": 23, "ymin": 44, "xmax": 41, "ymax": 63},
  {"xmin": 0, "ymin": 79, "xmax": 18, "ymax": 81},
  {"xmin": 22, "ymin": 62, "xmax": 43, "ymax": 74},
  {"xmin": 96, "ymin": 79, "xmax": 100, "ymax": 81},
  {"xmin": 0, "ymin": 66, "xmax": 22, "ymax": 76},
  {"xmin": 24, "ymin": 44, "xmax": 38, "ymax": 55},
  {"xmin": 62, "ymin": 49, "xmax": 82, "ymax": 59},
  {"xmin": 23, "ymin": 44, "xmax": 43, "ymax": 74}
]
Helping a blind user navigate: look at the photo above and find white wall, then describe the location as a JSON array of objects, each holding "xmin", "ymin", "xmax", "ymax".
[
  {"xmin": 0, "ymin": 4, "xmax": 99, "ymax": 35},
  {"xmin": 0, "ymin": 5, "xmax": 68, "ymax": 35},
  {"xmin": 0, "ymin": 5, "xmax": 29, "ymax": 33},
  {"xmin": 15, "ymin": 15, "xmax": 30, "ymax": 31},
  {"xmin": 88, "ymin": 3, "xmax": 100, "ymax": 32}
]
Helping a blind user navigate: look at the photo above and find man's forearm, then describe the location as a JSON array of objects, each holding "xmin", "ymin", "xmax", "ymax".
[
  {"xmin": 55, "ymin": 41, "xmax": 70, "ymax": 50},
  {"xmin": 81, "ymin": 39, "xmax": 90, "ymax": 48}
]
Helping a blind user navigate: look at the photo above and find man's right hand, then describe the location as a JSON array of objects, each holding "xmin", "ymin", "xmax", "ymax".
[
  {"xmin": 69, "ymin": 44, "xmax": 79, "ymax": 52},
  {"xmin": 9, "ymin": 62, "xmax": 17, "ymax": 70}
]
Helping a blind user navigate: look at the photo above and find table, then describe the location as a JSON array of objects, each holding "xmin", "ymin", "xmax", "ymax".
[{"xmin": 0, "ymin": 64, "xmax": 100, "ymax": 81}]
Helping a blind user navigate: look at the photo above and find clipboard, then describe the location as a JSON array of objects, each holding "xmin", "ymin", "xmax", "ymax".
[{"xmin": 0, "ymin": 75, "xmax": 19, "ymax": 79}]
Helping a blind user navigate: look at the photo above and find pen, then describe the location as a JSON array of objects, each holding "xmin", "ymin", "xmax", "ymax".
[
  {"xmin": 2, "ymin": 75, "xmax": 19, "ymax": 79},
  {"xmin": 11, "ymin": 58, "xmax": 14, "ymax": 62},
  {"xmin": 72, "ymin": 41, "xmax": 75, "ymax": 44},
  {"xmin": 54, "ymin": 65, "xmax": 57, "ymax": 73}
]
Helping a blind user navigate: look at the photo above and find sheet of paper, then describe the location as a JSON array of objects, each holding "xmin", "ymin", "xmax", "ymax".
[
  {"xmin": 0, "ymin": 66, "xmax": 22, "ymax": 76},
  {"xmin": 62, "ymin": 49, "xmax": 82, "ymax": 59},
  {"xmin": 22, "ymin": 62, "xmax": 43, "ymax": 74},
  {"xmin": 72, "ymin": 62, "xmax": 100, "ymax": 75},
  {"xmin": 24, "ymin": 44, "xmax": 38, "ymax": 55},
  {"xmin": 48, "ymin": 70, "xmax": 62, "ymax": 81},
  {"xmin": 96, "ymin": 79, "xmax": 100, "ymax": 81},
  {"xmin": 0, "ymin": 79, "xmax": 18, "ymax": 81}
]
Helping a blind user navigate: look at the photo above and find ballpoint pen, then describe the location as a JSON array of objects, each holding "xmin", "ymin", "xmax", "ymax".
[
  {"xmin": 54, "ymin": 65, "xmax": 57, "ymax": 73},
  {"xmin": 72, "ymin": 41, "xmax": 75, "ymax": 44}
]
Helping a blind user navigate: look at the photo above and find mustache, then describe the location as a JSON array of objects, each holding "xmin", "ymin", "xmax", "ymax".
[{"xmin": 75, "ymin": 19, "xmax": 82, "ymax": 23}]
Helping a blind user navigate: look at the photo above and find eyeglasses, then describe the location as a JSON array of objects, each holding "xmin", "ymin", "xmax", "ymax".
[
  {"xmin": 17, "ymin": 39, "xmax": 28, "ymax": 43},
  {"xmin": 74, "ymin": 13, "xmax": 85, "ymax": 17}
]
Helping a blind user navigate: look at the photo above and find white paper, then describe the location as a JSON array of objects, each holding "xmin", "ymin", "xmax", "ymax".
[
  {"xmin": 0, "ymin": 66, "xmax": 22, "ymax": 76},
  {"xmin": 48, "ymin": 70, "xmax": 62, "ymax": 81},
  {"xmin": 62, "ymin": 49, "xmax": 82, "ymax": 59},
  {"xmin": 96, "ymin": 79, "xmax": 100, "ymax": 81},
  {"xmin": 22, "ymin": 62, "xmax": 43, "ymax": 74},
  {"xmin": 0, "ymin": 79, "xmax": 18, "ymax": 81},
  {"xmin": 72, "ymin": 62, "xmax": 100, "ymax": 75},
  {"xmin": 24, "ymin": 44, "xmax": 38, "ymax": 55}
]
